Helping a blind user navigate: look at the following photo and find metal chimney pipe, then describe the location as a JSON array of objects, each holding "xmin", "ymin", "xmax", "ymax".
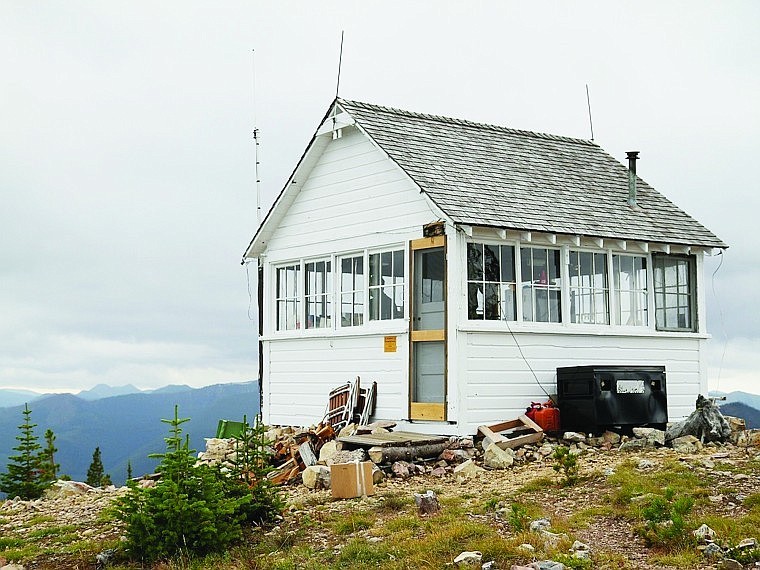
[{"xmin": 626, "ymin": 151, "xmax": 640, "ymax": 206}]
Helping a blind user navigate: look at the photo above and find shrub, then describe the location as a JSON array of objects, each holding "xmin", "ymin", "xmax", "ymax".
[
  {"xmin": 552, "ymin": 446, "xmax": 580, "ymax": 486},
  {"xmin": 638, "ymin": 487, "xmax": 695, "ymax": 549},
  {"xmin": 115, "ymin": 407, "xmax": 281, "ymax": 563},
  {"xmin": 508, "ymin": 503, "xmax": 530, "ymax": 532}
]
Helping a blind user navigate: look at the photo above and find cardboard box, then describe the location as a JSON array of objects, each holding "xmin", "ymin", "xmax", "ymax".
[{"xmin": 330, "ymin": 461, "xmax": 374, "ymax": 499}]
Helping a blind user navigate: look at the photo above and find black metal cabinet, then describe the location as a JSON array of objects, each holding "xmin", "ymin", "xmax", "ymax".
[{"xmin": 556, "ymin": 365, "xmax": 667, "ymax": 433}]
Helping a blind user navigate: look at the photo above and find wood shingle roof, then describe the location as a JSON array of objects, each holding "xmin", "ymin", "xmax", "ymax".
[{"xmin": 338, "ymin": 98, "xmax": 726, "ymax": 249}]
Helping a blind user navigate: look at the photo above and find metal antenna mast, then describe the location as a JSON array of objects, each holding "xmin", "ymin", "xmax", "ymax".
[
  {"xmin": 252, "ymin": 48, "xmax": 262, "ymax": 225},
  {"xmin": 585, "ymin": 84, "xmax": 595, "ymax": 142},
  {"xmin": 335, "ymin": 30, "xmax": 344, "ymax": 101}
]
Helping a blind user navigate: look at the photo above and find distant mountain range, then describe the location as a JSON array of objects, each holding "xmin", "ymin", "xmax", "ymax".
[
  {"xmin": 0, "ymin": 382, "xmax": 260, "ymax": 492},
  {"xmin": 710, "ymin": 390, "xmax": 760, "ymax": 411},
  {"xmin": 720, "ymin": 402, "xmax": 760, "ymax": 429}
]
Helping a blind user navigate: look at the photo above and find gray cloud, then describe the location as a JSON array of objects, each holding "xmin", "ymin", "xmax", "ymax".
[{"xmin": 1, "ymin": 1, "xmax": 757, "ymax": 393}]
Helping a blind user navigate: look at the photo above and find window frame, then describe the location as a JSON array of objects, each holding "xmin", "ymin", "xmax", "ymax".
[
  {"xmin": 520, "ymin": 246, "xmax": 563, "ymax": 324},
  {"xmin": 304, "ymin": 258, "xmax": 333, "ymax": 330},
  {"xmin": 466, "ymin": 241, "xmax": 517, "ymax": 322},
  {"xmin": 368, "ymin": 248, "xmax": 406, "ymax": 322},
  {"xmin": 653, "ymin": 253, "xmax": 697, "ymax": 332},
  {"xmin": 611, "ymin": 253, "xmax": 649, "ymax": 327},
  {"xmin": 567, "ymin": 249, "xmax": 610, "ymax": 325},
  {"xmin": 338, "ymin": 252, "xmax": 366, "ymax": 328}
]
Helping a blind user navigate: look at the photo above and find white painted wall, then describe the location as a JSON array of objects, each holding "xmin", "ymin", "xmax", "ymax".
[
  {"xmin": 454, "ymin": 330, "xmax": 705, "ymax": 434},
  {"xmin": 260, "ymin": 125, "xmax": 446, "ymax": 427}
]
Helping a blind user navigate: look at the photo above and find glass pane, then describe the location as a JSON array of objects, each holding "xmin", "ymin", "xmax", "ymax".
[
  {"xmin": 369, "ymin": 288, "xmax": 379, "ymax": 321},
  {"xmin": 484, "ymin": 245, "xmax": 500, "ymax": 282},
  {"xmin": 548, "ymin": 250, "xmax": 560, "ymax": 283},
  {"xmin": 353, "ymin": 292, "xmax": 364, "ymax": 325},
  {"xmin": 467, "ymin": 243, "xmax": 482, "ymax": 281},
  {"xmin": 354, "ymin": 257, "xmax": 364, "ymax": 290},
  {"xmin": 485, "ymin": 283, "xmax": 500, "ymax": 320},
  {"xmin": 501, "ymin": 246, "xmax": 515, "ymax": 283},
  {"xmin": 393, "ymin": 284, "xmax": 404, "ymax": 317},
  {"xmin": 381, "ymin": 251, "xmax": 392, "ymax": 279},
  {"xmin": 381, "ymin": 286, "xmax": 392, "ymax": 319},
  {"xmin": 501, "ymin": 284, "xmax": 516, "ymax": 321},
  {"xmin": 520, "ymin": 248, "xmax": 531, "ymax": 285},
  {"xmin": 369, "ymin": 253, "xmax": 380, "ymax": 287},
  {"xmin": 393, "ymin": 250, "xmax": 404, "ymax": 279},
  {"xmin": 468, "ymin": 283, "xmax": 483, "ymax": 320}
]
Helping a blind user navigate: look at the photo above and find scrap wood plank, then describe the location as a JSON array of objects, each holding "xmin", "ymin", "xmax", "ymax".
[
  {"xmin": 478, "ymin": 414, "xmax": 544, "ymax": 450},
  {"xmin": 339, "ymin": 430, "xmax": 448, "ymax": 448}
]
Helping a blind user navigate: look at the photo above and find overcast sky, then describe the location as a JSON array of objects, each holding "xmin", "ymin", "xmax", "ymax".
[{"xmin": 1, "ymin": 2, "xmax": 758, "ymax": 395}]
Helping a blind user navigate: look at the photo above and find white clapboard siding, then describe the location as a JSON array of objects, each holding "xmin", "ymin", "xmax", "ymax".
[
  {"xmin": 264, "ymin": 335, "xmax": 408, "ymax": 428},
  {"xmin": 265, "ymin": 128, "xmax": 435, "ymax": 262},
  {"xmin": 456, "ymin": 331, "xmax": 705, "ymax": 433}
]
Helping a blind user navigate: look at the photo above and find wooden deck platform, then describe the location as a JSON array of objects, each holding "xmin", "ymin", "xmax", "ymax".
[{"xmin": 338, "ymin": 430, "xmax": 448, "ymax": 448}]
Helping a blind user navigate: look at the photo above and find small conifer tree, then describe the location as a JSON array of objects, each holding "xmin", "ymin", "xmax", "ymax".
[
  {"xmin": 86, "ymin": 446, "xmax": 108, "ymax": 487},
  {"xmin": 38, "ymin": 428, "xmax": 60, "ymax": 484},
  {"xmin": 126, "ymin": 460, "xmax": 133, "ymax": 481},
  {"xmin": 0, "ymin": 404, "xmax": 49, "ymax": 499}
]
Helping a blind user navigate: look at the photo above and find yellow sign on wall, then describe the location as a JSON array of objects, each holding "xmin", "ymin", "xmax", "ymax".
[{"xmin": 383, "ymin": 336, "xmax": 397, "ymax": 353}]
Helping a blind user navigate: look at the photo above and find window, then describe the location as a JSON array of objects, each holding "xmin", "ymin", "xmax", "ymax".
[
  {"xmin": 520, "ymin": 247, "xmax": 561, "ymax": 323},
  {"xmin": 613, "ymin": 255, "xmax": 648, "ymax": 326},
  {"xmin": 340, "ymin": 255, "xmax": 364, "ymax": 327},
  {"xmin": 568, "ymin": 251, "xmax": 609, "ymax": 324},
  {"xmin": 305, "ymin": 260, "xmax": 331, "ymax": 329},
  {"xmin": 369, "ymin": 249, "xmax": 405, "ymax": 320},
  {"xmin": 467, "ymin": 243, "xmax": 516, "ymax": 320},
  {"xmin": 654, "ymin": 254, "xmax": 695, "ymax": 331},
  {"xmin": 276, "ymin": 264, "xmax": 301, "ymax": 331}
]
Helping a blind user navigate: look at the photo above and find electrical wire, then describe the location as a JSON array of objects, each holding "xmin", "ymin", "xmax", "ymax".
[
  {"xmin": 710, "ymin": 250, "xmax": 727, "ymax": 391},
  {"xmin": 504, "ymin": 317, "xmax": 557, "ymax": 405}
]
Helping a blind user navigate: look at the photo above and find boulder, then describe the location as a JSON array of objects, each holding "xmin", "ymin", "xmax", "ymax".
[
  {"xmin": 562, "ymin": 431, "xmax": 586, "ymax": 443},
  {"xmin": 619, "ymin": 439, "xmax": 647, "ymax": 451},
  {"xmin": 632, "ymin": 427, "xmax": 665, "ymax": 447},
  {"xmin": 718, "ymin": 560, "xmax": 743, "ymax": 570},
  {"xmin": 737, "ymin": 538, "xmax": 757, "ymax": 549},
  {"xmin": 529, "ymin": 518, "xmax": 552, "ymax": 532},
  {"xmin": 453, "ymin": 459, "xmax": 485, "ymax": 480},
  {"xmin": 483, "ymin": 443, "xmax": 515, "ymax": 469},
  {"xmin": 302, "ymin": 465, "xmax": 331, "ymax": 490},
  {"xmin": 671, "ymin": 435, "xmax": 703, "ymax": 454},
  {"xmin": 666, "ymin": 395, "xmax": 731, "ymax": 444},
  {"xmin": 318, "ymin": 440, "xmax": 340, "ymax": 463},
  {"xmin": 326, "ymin": 449, "xmax": 367, "ymax": 465},
  {"xmin": 693, "ymin": 524, "xmax": 716, "ymax": 542}
]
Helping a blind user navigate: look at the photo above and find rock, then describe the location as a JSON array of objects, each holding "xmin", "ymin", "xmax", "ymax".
[
  {"xmin": 601, "ymin": 430, "xmax": 621, "ymax": 445},
  {"xmin": 718, "ymin": 559, "xmax": 743, "ymax": 570},
  {"xmin": 737, "ymin": 537, "xmax": 757, "ymax": 549},
  {"xmin": 632, "ymin": 427, "xmax": 666, "ymax": 446},
  {"xmin": 604, "ymin": 467, "xmax": 616, "ymax": 476},
  {"xmin": 562, "ymin": 431, "xmax": 586, "ymax": 443},
  {"xmin": 481, "ymin": 562, "xmax": 497, "ymax": 570},
  {"xmin": 529, "ymin": 561, "xmax": 566, "ymax": 570},
  {"xmin": 45, "ymin": 480, "xmax": 94, "ymax": 497},
  {"xmin": 529, "ymin": 518, "xmax": 551, "ymax": 532},
  {"xmin": 454, "ymin": 459, "xmax": 485, "ymax": 480},
  {"xmin": 693, "ymin": 524, "xmax": 716, "ymax": 542},
  {"xmin": 701, "ymin": 458, "xmax": 716, "ymax": 468},
  {"xmin": 391, "ymin": 461, "xmax": 411, "ymax": 479},
  {"xmin": 637, "ymin": 459, "xmax": 656, "ymax": 470},
  {"xmin": 570, "ymin": 540, "xmax": 590, "ymax": 552},
  {"xmin": 483, "ymin": 443, "xmax": 515, "ymax": 469},
  {"xmin": 441, "ymin": 449, "xmax": 476, "ymax": 463},
  {"xmin": 666, "ymin": 395, "xmax": 732, "ymax": 444},
  {"xmin": 702, "ymin": 542, "xmax": 724, "ymax": 558},
  {"xmin": 671, "ymin": 435, "xmax": 703, "ymax": 454},
  {"xmin": 708, "ymin": 495, "xmax": 724, "ymax": 504},
  {"xmin": 518, "ymin": 543, "xmax": 535, "ymax": 552},
  {"xmin": 302, "ymin": 465, "xmax": 331, "ymax": 490},
  {"xmin": 538, "ymin": 443, "xmax": 555, "ymax": 456},
  {"xmin": 326, "ymin": 449, "xmax": 367, "ymax": 465},
  {"xmin": 414, "ymin": 490, "xmax": 441, "ymax": 516},
  {"xmin": 431, "ymin": 466, "xmax": 447, "ymax": 477},
  {"xmin": 453, "ymin": 550, "xmax": 482, "ymax": 566},
  {"xmin": 318, "ymin": 440, "xmax": 339, "ymax": 463},
  {"xmin": 619, "ymin": 438, "xmax": 647, "ymax": 451},
  {"xmin": 1, "ymin": 564, "xmax": 26, "ymax": 570}
]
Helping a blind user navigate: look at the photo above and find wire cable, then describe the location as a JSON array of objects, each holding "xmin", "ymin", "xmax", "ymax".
[
  {"xmin": 245, "ymin": 262, "xmax": 256, "ymax": 321},
  {"xmin": 710, "ymin": 250, "xmax": 727, "ymax": 391},
  {"xmin": 504, "ymin": 317, "xmax": 557, "ymax": 405}
]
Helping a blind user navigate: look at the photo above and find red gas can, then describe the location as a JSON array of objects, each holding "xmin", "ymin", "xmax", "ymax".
[{"xmin": 526, "ymin": 401, "xmax": 561, "ymax": 433}]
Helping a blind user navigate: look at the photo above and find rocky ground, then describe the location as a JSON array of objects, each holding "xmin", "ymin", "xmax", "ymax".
[{"xmin": 1, "ymin": 428, "xmax": 759, "ymax": 570}]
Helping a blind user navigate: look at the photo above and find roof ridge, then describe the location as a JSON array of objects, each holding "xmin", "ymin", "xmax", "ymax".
[{"xmin": 337, "ymin": 97, "xmax": 598, "ymax": 147}]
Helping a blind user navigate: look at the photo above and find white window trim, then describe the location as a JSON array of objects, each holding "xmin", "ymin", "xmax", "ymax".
[
  {"xmin": 463, "ymin": 238, "xmax": 698, "ymax": 335},
  {"xmin": 270, "ymin": 244, "xmax": 407, "ymax": 337}
]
